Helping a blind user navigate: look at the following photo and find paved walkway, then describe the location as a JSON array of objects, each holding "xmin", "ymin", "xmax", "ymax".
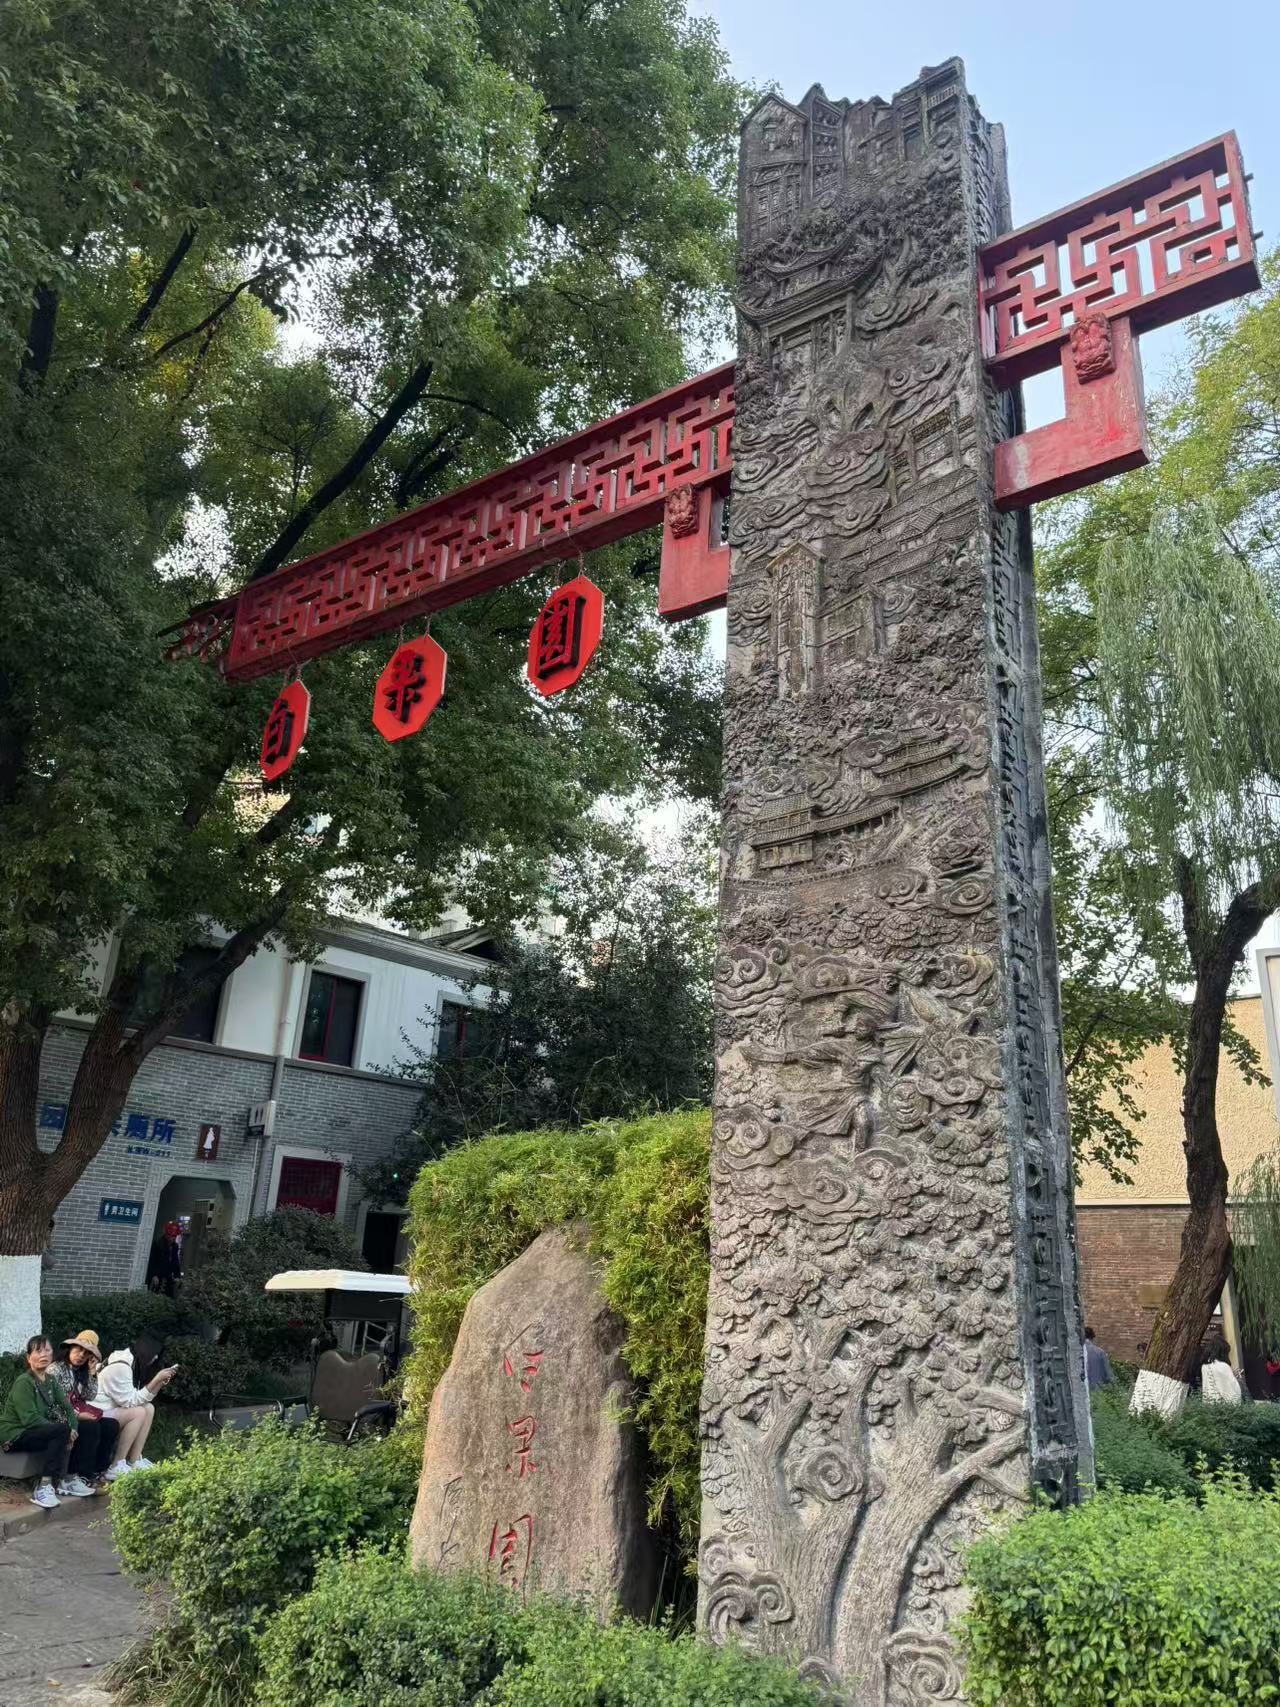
[{"xmin": 0, "ymin": 1498, "xmax": 147, "ymax": 1706}]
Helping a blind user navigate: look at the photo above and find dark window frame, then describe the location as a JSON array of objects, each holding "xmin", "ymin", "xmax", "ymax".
[
  {"xmin": 298, "ymin": 969, "xmax": 363, "ymax": 1067},
  {"xmin": 125, "ymin": 944, "xmax": 225, "ymax": 1044}
]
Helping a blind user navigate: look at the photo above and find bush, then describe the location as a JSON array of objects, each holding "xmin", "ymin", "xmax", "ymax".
[
  {"xmin": 257, "ymin": 1549, "xmax": 529, "ymax": 1707},
  {"xmin": 41, "ymin": 1289, "xmax": 202, "ymax": 1363},
  {"xmin": 111, "ymin": 1417, "xmax": 416, "ymax": 1707},
  {"xmin": 406, "ymin": 1109, "xmax": 710, "ymax": 1557},
  {"xmin": 258, "ymin": 1548, "xmax": 821, "ymax": 1707},
  {"xmin": 960, "ymin": 1473, "xmax": 1280, "ymax": 1706},
  {"xmin": 183, "ymin": 1208, "xmax": 369, "ymax": 1370},
  {"xmin": 1089, "ymin": 1387, "xmax": 1197, "ymax": 1496},
  {"xmin": 1164, "ymin": 1398, "xmax": 1280, "ymax": 1490}
]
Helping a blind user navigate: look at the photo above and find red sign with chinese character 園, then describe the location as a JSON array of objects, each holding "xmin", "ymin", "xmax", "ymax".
[
  {"xmin": 372, "ymin": 634, "xmax": 447, "ymax": 743},
  {"xmin": 527, "ymin": 576, "xmax": 603, "ymax": 697},
  {"xmin": 260, "ymin": 680, "xmax": 310, "ymax": 782},
  {"xmin": 196, "ymin": 1123, "xmax": 220, "ymax": 1162}
]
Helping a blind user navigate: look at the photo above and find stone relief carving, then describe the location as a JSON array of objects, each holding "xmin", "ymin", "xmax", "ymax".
[{"xmin": 702, "ymin": 60, "xmax": 1089, "ymax": 1701}]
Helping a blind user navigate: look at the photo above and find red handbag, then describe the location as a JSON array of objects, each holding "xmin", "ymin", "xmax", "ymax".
[{"xmin": 71, "ymin": 1395, "xmax": 103, "ymax": 1419}]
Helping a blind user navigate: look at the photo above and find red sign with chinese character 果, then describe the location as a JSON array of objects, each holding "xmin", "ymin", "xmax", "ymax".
[
  {"xmin": 372, "ymin": 634, "xmax": 447, "ymax": 743},
  {"xmin": 527, "ymin": 576, "xmax": 603, "ymax": 698},
  {"xmin": 259, "ymin": 680, "xmax": 310, "ymax": 782}
]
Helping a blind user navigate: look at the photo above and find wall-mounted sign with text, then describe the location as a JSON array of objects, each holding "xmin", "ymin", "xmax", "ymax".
[{"xmin": 99, "ymin": 1198, "xmax": 144, "ymax": 1225}]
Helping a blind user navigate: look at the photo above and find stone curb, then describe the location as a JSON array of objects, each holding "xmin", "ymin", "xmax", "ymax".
[{"xmin": 0, "ymin": 1492, "xmax": 100, "ymax": 1543}]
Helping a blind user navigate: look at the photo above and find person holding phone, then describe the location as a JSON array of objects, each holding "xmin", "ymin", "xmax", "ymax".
[{"xmin": 97, "ymin": 1334, "xmax": 178, "ymax": 1477}]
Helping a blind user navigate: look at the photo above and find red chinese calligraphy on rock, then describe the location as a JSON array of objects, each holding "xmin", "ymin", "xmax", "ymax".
[
  {"xmin": 506, "ymin": 1415, "xmax": 539, "ymax": 1479},
  {"xmin": 488, "ymin": 1513, "xmax": 534, "ymax": 1592},
  {"xmin": 372, "ymin": 634, "xmax": 447, "ymax": 742},
  {"xmin": 502, "ymin": 1348, "xmax": 544, "ymax": 1395},
  {"xmin": 260, "ymin": 680, "xmax": 310, "ymax": 782},
  {"xmin": 527, "ymin": 576, "xmax": 603, "ymax": 697}
]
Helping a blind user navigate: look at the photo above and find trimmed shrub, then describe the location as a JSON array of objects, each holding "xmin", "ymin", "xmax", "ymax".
[
  {"xmin": 406, "ymin": 1109, "xmax": 710, "ymax": 1555},
  {"xmin": 256, "ymin": 1549, "xmax": 530, "ymax": 1707},
  {"xmin": 1089, "ymin": 1387, "xmax": 1196, "ymax": 1496},
  {"xmin": 257, "ymin": 1548, "xmax": 821, "ymax": 1707},
  {"xmin": 1164, "ymin": 1397, "xmax": 1280, "ymax": 1490},
  {"xmin": 111, "ymin": 1417, "xmax": 416, "ymax": 1707},
  {"xmin": 960, "ymin": 1473, "xmax": 1280, "ymax": 1706},
  {"xmin": 484, "ymin": 1612, "xmax": 823, "ymax": 1707},
  {"xmin": 41, "ymin": 1289, "xmax": 200, "ymax": 1361}
]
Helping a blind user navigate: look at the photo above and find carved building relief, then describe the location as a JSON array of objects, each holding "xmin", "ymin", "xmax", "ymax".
[{"xmin": 701, "ymin": 60, "xmax": 1090, "ymax": 1702}]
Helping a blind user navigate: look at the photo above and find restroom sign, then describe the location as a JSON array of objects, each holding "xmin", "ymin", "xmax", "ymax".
[{"xmin": 196, "ymin": 1123, "xmax": 221, "ymax": 1162}]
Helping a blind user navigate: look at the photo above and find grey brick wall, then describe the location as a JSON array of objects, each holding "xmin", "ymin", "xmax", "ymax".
[{"xmin": 39, "ymin": 1023, "xmax": 421, "ymax": 1297}]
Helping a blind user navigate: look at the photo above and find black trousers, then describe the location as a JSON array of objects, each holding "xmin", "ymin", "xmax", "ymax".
[
  {"xmin": 6, "ymin": 1421, "xmax": 70, "ymax": 1479},
  {"xmin": 69, "ymin": 1416, "xmax": 119, "ymax": 1479}
]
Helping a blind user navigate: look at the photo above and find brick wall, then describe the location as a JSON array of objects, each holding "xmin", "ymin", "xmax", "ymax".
[
  {"xmin": 1077, "ymin": 1205, "xmax": 1190, "ymax": 1362},
  {"xmin": 39, "ymin": 1022, "xmax": 421, "ymax": 1297}
]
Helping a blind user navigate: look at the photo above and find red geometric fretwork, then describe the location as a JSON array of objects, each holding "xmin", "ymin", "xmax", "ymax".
[{"xmin": 165, "ymin": 365, "xmax": 733, "ymax": 683}]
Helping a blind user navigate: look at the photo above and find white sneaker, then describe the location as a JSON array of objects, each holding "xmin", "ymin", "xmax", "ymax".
[
  {"xmin": 29, "ymin": 1482, "xmax": 60, "ymax": 1509},
  {"xmin": 104, "ymin": 1460, "xmax": 131, "ymax": 1481},
  {"xmin": 57, "ymin": 1475, "xmax": 96, "ymax": 1498},
  {"xmin": 131, "ymin": 1457, "xmax": 155, "ymax": 1471}
]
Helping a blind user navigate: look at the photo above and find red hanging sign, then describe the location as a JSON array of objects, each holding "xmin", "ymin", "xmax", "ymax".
[
  {"xmin": 373, "ymin": 634, "xmax": 447, "ymax": 742},
  {"xmin": 526, "ymin": 575, "xmax": 603, "ymax": 697},
  {"xmin": 260, "ymin": 679, "xmax": 310, "ymax": 782}
]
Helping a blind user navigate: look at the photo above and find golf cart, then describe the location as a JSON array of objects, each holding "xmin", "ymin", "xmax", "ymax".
[{"xmin": 211, "ymin": 1268, "xmax": 409, "ymax": 1441}]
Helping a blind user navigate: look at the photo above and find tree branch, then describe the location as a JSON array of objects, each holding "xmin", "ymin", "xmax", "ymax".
[
  {"xmin": 148, "ymin": 270, "xmax": 273, "ymax": 364},
  {"xmin": 20, "ymin": 285, "xmax": 58, "ymax": 386},
  {"xmin": 250, "ymin": 359, "xmax": 435, "ymax": 582},
  {"xmin": 129, "ymin": 226, "xmax": 197, "ymax": 336}
]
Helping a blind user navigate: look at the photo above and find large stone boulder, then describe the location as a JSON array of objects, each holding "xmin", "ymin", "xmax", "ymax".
[{"xmin": 409, "ymin": 1224, "xmax": 659, "ymax": 1618}]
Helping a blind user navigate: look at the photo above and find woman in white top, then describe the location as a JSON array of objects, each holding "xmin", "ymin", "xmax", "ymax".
[
  {"xmin": 96, "ymin": 1335, "xmax": 177, "ymax": 1476},
  {"xmin": 1200, "ymin": 1339, "xmax": 1244, "ymax": 1405}
]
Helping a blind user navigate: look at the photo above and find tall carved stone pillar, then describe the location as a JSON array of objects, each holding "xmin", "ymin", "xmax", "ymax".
[{"xmin": 700, "ymin": 60, "xmax": 1091, "ymax": 1702}]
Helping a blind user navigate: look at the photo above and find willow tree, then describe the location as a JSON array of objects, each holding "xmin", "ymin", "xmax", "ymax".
[
  {"xmin": 1232, "ymin": 1149, "xmax": 1280, "ymax": 1359},
  {"xmin": 1095, "ymin": 519, "xmax": 1280, "ymax": 1412}
]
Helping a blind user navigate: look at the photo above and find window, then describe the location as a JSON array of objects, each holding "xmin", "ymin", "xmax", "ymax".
[
  {"xmin": 299, "ymin": 971, "xmax": 362, "ymax": 1066},
  {"xmin": 276, "ymin": 1156, "xmax": 342, "ymax": 1216},
  {"xmin": 437, "ymin": 999, "xmax": 498, "ymax": 1062},
  {"xmin": 126, "ymin": 945, "xmax": 223, "ymax": 1044}
]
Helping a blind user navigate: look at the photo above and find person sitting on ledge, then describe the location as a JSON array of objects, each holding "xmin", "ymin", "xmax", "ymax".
[
  {"xmin": 50, "ymin": 1330, "xmax": 120, "ymax": 1490},
  {"xmin": 97, "ymin": 1334, "xmax": 177, "ymax": 1477},
  {"xmin": 0, "ymin": 1334, "xmax": 96, "ymax": 1508}
]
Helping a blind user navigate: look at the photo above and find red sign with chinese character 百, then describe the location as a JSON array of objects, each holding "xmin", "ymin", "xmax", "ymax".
[
  {"xmin": 372, "ymin": 634, "xmax": 447, "ymax": 743},
  {"xmin": 259, "ymin": 680, "xmax": 310, "ymax": 782},
  {"xmin": 526, "ymin": 576, "xmax": 603, "ymax": 697}
]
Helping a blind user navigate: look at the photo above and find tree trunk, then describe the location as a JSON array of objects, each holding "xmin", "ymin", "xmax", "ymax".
[{"xmin": 1132, "ymin": 877, "xmax": 1269, "ymax": 1415}]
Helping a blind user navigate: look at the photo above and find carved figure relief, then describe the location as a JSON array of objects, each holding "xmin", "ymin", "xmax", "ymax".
[{"xmin": 703, "ymin": 61, "xmax": 1090, "ymax": 1701}]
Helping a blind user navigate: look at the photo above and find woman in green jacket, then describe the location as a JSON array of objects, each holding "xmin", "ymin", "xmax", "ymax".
[{"xmin": 0, "ymin": 1334, "xmax": 91, "ymax": 1508}]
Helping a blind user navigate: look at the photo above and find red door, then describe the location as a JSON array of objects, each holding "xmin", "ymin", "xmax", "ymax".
[{"xmin": 275, "ymin": 1157, "xmax": 342, "ymax": 1217}]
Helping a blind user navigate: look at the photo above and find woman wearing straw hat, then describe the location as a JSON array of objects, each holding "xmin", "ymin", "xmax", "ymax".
[{"xmin": 50, "ymin": 1331, "xmax": 120, "ymax": 1492}]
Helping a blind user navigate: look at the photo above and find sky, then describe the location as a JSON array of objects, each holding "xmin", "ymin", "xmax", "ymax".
[
  {"xmin": 682, "ymin": 0, "xmax": 1280, "ymax": 982},
  {"xmin": 694, "ymin": 0, "xmax": 1279, "ymax": 416}
]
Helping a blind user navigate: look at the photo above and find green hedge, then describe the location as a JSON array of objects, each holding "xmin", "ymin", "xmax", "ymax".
[
  {"xmin": 258, "ymin": 1547, "xmax": 821, "ymax": 1707},
  {"xmin": 110, "ymin": 1418, "xmax": 417, "ymax": 1707},
  {"xmin": 960, "ymin": 1474, "xmax": 1280, "ymax": 1706},
  {"xmin": 1164, "ymin": 1398, "xmax": 1280, "ymax": 1488},
  {"xmin": 1090, "ymin": 1387, "xmax": 1198, "ymax": 1496},
  {"xmin": 406, "ymin": 1109, "xmax": 710, "ymax": 1555},
  {"xmin": 41, "ymin": 1289, "xmax": 200, "ymax": 1360}
]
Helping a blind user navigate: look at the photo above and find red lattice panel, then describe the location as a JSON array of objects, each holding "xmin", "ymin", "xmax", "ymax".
[
  {"xmin": 981, "ymin": 134, "xmax": 1257, "ymax": 386},
  {"xmin": 168, "ymin": 365, "xmax": 733, "ymax": 682}
]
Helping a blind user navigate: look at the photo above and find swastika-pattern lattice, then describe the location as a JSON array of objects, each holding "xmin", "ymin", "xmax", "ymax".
[
  {"xmin": 167, "ymin": 366, "xmax": 733, "ymax": 682},
  {"xmin": 980, "ymin": 134, "xmax": 1256, "ymax": 384}
]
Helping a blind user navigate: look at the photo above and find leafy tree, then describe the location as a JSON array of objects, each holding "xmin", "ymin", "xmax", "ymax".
[
  {"xmin": 0, "ymin": 0, "xmax": 746, "ymax": 1337},
  {"xmin": 1037, "ymin": 253, "xmax": 1280, "ymax": 1398},
  {"xmin": 360, "ymin": 826, "xmax": 715, "ymax": 1201}
]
